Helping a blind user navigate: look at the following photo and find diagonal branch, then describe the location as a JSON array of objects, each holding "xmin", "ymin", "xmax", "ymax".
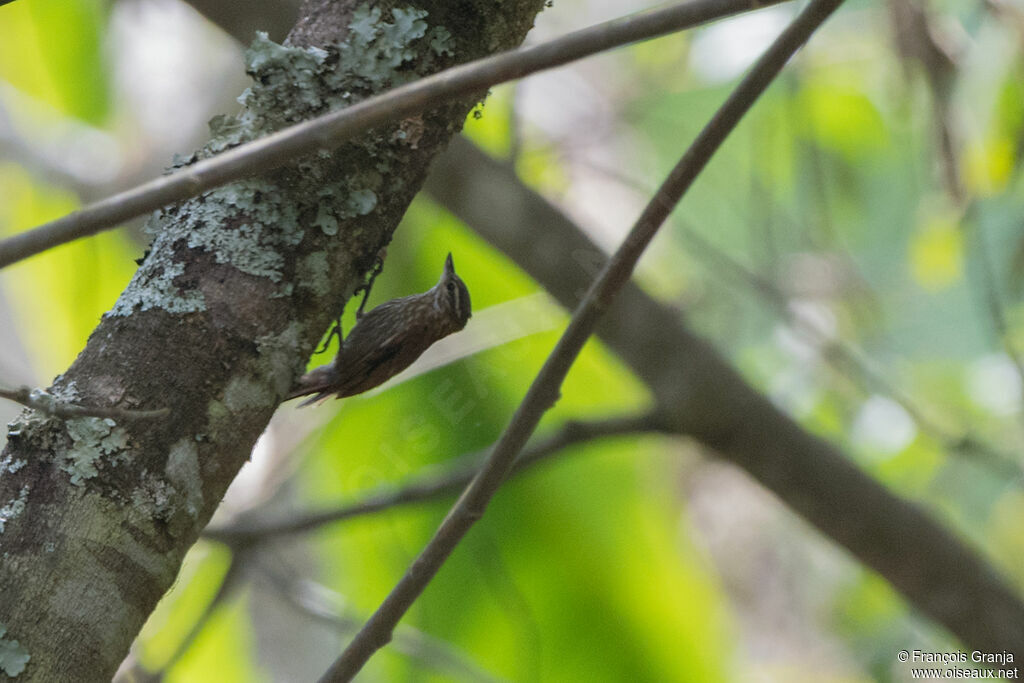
[
  {"xmin": 255, "ymin": 554, "xmax": 506, "ymax": 683},
  {"xmin": 318, "ymin": 1, "xmax": 846, "ymax": 679},
  {"xmin": 428, "ymin": 137, "xmax": 1024, "ymax": 670},
  {"xmin": 0, "ymin": 0, "xmax": 788, "ymax": 269},
  {"xmin": 426, "ymin": 99, "xmax": 1024, "ymax": 683}
]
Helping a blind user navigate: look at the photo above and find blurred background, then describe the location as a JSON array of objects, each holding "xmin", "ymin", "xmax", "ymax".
[{"xmin": 1, "ymin": 0, "xmax": 1023, "ymax": 680}]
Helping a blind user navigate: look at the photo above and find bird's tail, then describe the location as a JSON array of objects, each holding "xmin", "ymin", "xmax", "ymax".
[{"xmin": 284, "ymin": 365, "xmax": 336, "ymax": 407}]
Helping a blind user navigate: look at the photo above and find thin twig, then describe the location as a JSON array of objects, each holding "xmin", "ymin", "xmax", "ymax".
[
  {"xmin": 204, "ymin": 412, "xmax": 667, "ymax": 544},
  {"xmin": 255, "ymin": 554, "xmax": 505, "ymax": 683},
  {"xmin": 0, "ymin": 0, "xmax": 787, "ymax": 269},
  {"xmin": 0, "ymin": 385, "xmax": 169, "ymax": 420},
  {"xmin": 318, "ymin": 1, "xmax": 845, "ymax": 679}
]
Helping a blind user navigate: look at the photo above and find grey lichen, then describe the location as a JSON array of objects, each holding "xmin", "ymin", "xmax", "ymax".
[
  {"xmin": 345, "ymin": 6, "xmax": 455, "ymax": 87},
  {"xmin": 164, "ymin": 439, "xmax": 203, "ymax": 521},
  {"xmin": 297, "ymin": 251, "xmax": 330, "ymax": 294},
  {"xmin": 428, "ymin": 25, "xmax": 455, "ymax": 57},
  {"xmin": 0, "ymin": 623, "xmax": 29, "ymax": 677},
  {"xmin": 347, "ymin": 188, "xmax": 378, "ymax": 216},
  {"xmin": 0, "ymin": 486, "xmax": 29, "ymax": 535},
  {"xmin": 130, "ymin": 471, "xmax": 175, "ymax": 520},
  {"xmin": 207, "ymin": 400, "xmax": 229, "ymax": 427},
  {"xmin": 314, "ymin": 203, "xmax": 339, "ymax": 237},
  {"xmin": 109, "ymin": 239, "xmax": 206, "ymax": 317},
  {"xmin": 112, "ymin": 5, "xmax": 454, "ymax": 313},
  {"xmin": 256, "ymin": 322, "xmax": 306, "ymax": 394},
  {"xmin": 61, "ymin": 417, "xmax": 130, "ymax": 486},
  {"xmin": 6, "ymin": 408, "xmax": 49, "ymax": 441},
  {"xmin": 186, "ymin": 180, "xmax": 306, "ymax": 282},
  {"xmin": 48, "ymin": 381, "xmax": 81, "ymax": 404},
  {"xmin": 223, "ymin": 376, "xmax": 276, "ymax": 414},
  {"xmin": 197, "ymin": 5, "xmax": 450, "ymax": 218},
  {"xmin": 25, "ymin": 389, "xmax": 56, "ymax": 413},
  {"xmin": 0, "ymin": 456, "xmax": 26, "ymax": 475},
  {"xmin": 313, "ymin": 186, "xmax": 378, "ymax": 236}
]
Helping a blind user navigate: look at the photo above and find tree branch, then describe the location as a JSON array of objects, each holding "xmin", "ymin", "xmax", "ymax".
[
  {"xmin": 203, "ymin": 412, "xmax": 668, "ymax": 544},
  {"xmin": 0, "ymin": 0, "xmax": 787, "ymax": 269},
  {"xmin": 319, "ymin": 1, "xmax": 845, "ymax": 679},
  {"xmin": 426, "ymin": 101, "xmax": 1024, "ymax": 683},
  {"xmin": 254, "ymin": 554, "xmax": 505, "ymax": 683},
  {"xmin": 0, "ymin": 385, "xmax": 169, "ymax": 420}
]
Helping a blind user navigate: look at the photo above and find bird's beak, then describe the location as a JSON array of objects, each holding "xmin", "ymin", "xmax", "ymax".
[{"xmin": 444, "ymin": 252, "xmax": 455, "ymax": 277}]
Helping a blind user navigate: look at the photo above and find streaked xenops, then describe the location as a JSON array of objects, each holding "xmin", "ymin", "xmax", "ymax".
[{"xmin": 286, "ymin": 253, "xmax": 471, "ymax": 406}]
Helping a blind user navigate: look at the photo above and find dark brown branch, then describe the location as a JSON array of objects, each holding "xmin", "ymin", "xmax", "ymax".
[
  {"xmin": 203, "ymin": 412, "xmax": 668, "ymax": 544},
  {"xmin": 319, "ymin": 1, "xmax": 845, "ymax": 679},
  {"xmin": 0, "ymin": 0, "xmax": 787, "ymax": 269}
]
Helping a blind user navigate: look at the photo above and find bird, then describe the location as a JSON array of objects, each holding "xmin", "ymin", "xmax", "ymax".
[{"xmin": 285, "ymin": 252, "xmax": 472, "ymax": 406}]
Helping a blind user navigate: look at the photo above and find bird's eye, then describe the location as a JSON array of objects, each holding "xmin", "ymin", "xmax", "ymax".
[{"xmin": 446, "ymin": 282, "xmax": 455, "ymax": 292}]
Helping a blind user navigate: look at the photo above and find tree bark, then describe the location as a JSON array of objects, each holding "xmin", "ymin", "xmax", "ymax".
[{"xmin": 0, "ymin": 2, "xmax": 544, "ymax": 680}]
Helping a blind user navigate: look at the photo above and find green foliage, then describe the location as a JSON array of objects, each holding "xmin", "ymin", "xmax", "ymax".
[
  {"xmin": 3, "ymin": 0, "xmax": 1024, "ymax": 680},
  {"xmin": 0, "ymin": 165, "xmax": 136, "ymax": 377},
  {"xmin": 0, "ymin": 0, "xmax": 109, "ymax": 124}
]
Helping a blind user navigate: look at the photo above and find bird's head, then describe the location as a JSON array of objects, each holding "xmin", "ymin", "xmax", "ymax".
[{"xmin": 432, "ymin": 253, "xmax": 472, "ymax": 329}]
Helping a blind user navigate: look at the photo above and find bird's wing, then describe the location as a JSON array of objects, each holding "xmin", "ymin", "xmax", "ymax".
[
  {"xmin": 291, "ymin": 332, "xmax": 410, "ymax": 407},
  {"xmin": 333, "ymin": 324, "xmax": 429, "ymax": 397}
]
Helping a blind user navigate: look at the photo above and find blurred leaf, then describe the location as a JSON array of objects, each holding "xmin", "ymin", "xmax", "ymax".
[
  {"xmin": 834, "ymin": 572, "xmax": 910, "ymax": 679},
  {"xmin": 0, "ymin": 0, "xmax": 109, "ymax": 123},
  {"xmin": 135, "ymin": 543, "xmax": 233, "ymax": 670},
  {"xmin": 168, "ymin": 588, "xmax": 266, "ymax": 683},
  {"xmin": 0, "ymin": 165, "xmax": 136, "ymax": 381},
  {"xmin": 993, "ymin": 62, "xmax": 1024, "ymax": 154},
  {"xmin": 462, "ymin": 83, "xmax": 514, "ymax": 159},
  {"xmin": 964, "ymin": 136, "xmax": 1014, "ymax": 197},
  {"xmin": 987, "ymin": 490, "xmax": 1024, "ymax": 588},
  {"xmin": 516, "ymin": 142, "xmax": 572, "ymax": 197},
  {"xmin": 797, "ymin": 79, "xmax": 888, "ymax": 161},
  {"xmin": 909, "ymin": 213, "xmax": 963, "ymax": 291},
  {"xmin": 872, "ymin": 437, "xmax": 942, "ymax": 494}
]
